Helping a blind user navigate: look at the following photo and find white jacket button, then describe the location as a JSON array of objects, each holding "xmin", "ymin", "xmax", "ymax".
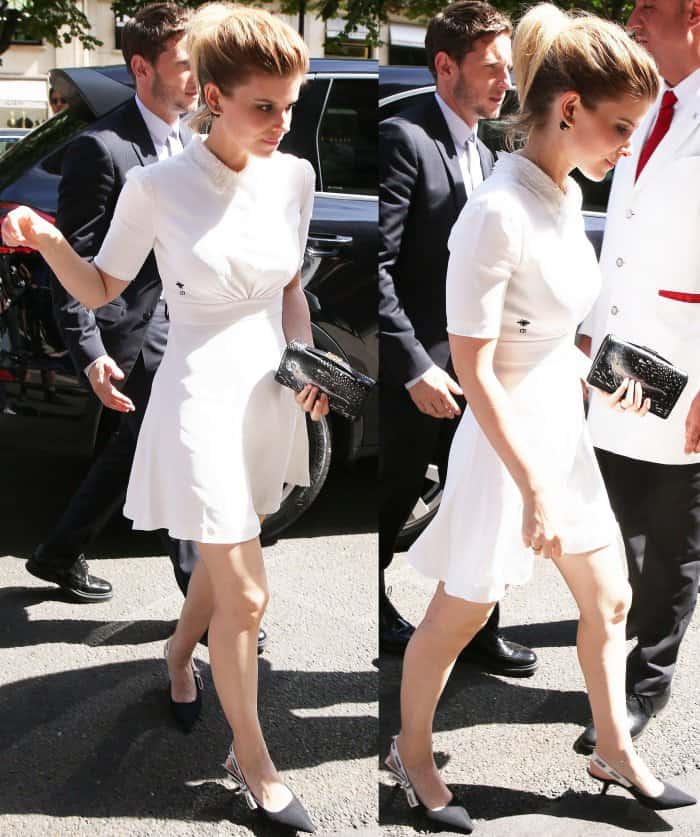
[
  {"xmin": 611, "ymin": 305, "xmax": 619, "ymax": 315},
  {"xmin": 616, "ymin": 257, "xmax": 624, "ymax": 267}
]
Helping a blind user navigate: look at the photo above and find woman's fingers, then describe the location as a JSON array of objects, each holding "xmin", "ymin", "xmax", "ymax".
[
  {"xmin": 607, "ymin": 377, "xmax": 650, "ymax": 416},
  {"xmin": 296, "ymin": 385, "xmax": 329, "ymax": 421},
  {"xmin": 3, "ymin": 207, "xmax": 32, "ymax": 246},
  {"xmin": 607, "ymin": 377, "xmax": 632, "ymax": 410}
]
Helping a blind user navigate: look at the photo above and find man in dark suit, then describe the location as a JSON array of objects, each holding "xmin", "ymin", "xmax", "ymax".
[
  {"xmin": 379, "ymin": 0, "xmax": 536, "ymax": 675},
  {"xmin": 25, "ymin": 4, "xmax": 202, "ymax": 606}
]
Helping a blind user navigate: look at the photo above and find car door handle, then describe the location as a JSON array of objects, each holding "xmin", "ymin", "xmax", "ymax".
[{"xmin": 306, "ymin": 234, "xmax": 353, "ymax": 258}]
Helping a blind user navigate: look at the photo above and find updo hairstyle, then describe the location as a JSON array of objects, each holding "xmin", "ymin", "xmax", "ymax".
[
  {"xmin": 509, "ymin": 3, "xmax": 660, "ymax": 144},
  {"xmin": 187, "ymin": 3, "xmax": 309, "ymax": 132}
]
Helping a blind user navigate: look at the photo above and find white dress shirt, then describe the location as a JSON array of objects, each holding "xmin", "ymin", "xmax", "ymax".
[
  {"xmin": 134, "ymin": 94, "xmax": 183, "ymax": 159},
  {"xmin": 405, "ymin": 94, "xmax": 484, "ymax": 391}
]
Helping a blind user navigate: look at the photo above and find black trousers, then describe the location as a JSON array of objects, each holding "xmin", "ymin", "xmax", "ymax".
[
  {"xmin": 43, "ymin": 301, "xmax": 197, "ymax": 596},
  {"xmin": 379, "ymin": 373, "xmax": 499, "ymax": 630},
  {"xmin": 596, "ymin": 448, "xmax": 700, "ymax": 697}
]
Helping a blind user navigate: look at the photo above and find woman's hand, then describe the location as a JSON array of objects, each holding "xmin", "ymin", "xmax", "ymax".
[
  {"xmin": 1, "ymin": 206, "xmax": 58, "ymax": 251},
  {"xmin": 604, "ymin": 377, "xmax": 651, "ymax": 416},
  {"xmin": 295, "ymin": 384, "xmax": 329, "ymax": 422},
  {"xmin": 522, "ymin": 489, "xmax": 563, "ymax": 560}
]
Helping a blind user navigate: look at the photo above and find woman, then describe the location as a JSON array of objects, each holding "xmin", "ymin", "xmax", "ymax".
[
  {"xmin": 384, "ymin": 5, "xmax": 695, "ymax": 831},
  {"xmin": 2, "ymin": 4, "xmax": 324, "ymax": 832}
]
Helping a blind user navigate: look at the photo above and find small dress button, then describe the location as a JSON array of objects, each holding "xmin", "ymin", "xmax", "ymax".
[
  {"xmin": 625, "ymin": 209, "xmax": 634, "ymax": 219},
  {"xmin": 143, "ymin": 311, "xmax": 153, "ymax": 322},
  {"xmin": 611, "ymin": 305, "xmax": 619, "ymax": 315},
  {"xmin": 615, "ymin": 257, "xmax": 624, "ymax": 267}
]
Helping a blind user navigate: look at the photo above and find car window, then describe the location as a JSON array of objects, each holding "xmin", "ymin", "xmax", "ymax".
[
  {"xmin": 318, "ymin": 77, "xmax": 377, "ymax": 196},
  {"xmin": 278, "ymin": 77, "xmax": 330, "ymax": 190},
  {"xmin": 0, "ymin": 138, "xmax": 18, "ymax": 157},
  {"xmin": 379, "ymin": 87, "xmax": 434, "ymax": 121},
  {"xmin": 0, "ymin": 106, "xmax": 91, "ymax": 190}
]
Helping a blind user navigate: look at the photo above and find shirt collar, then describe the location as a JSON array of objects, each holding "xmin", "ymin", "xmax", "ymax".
[
  {"xmin": 434, "ymin": 92, "xmax": 477, "ymax": 150},
  {"xmin": 134, "ymin": 94, "xmax": 179, "ymax": 149},
  {"xmin": 667, "ymin": 66, "xmax": 700, "ymax": 110}
]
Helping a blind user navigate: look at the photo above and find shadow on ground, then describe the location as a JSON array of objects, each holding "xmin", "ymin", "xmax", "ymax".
[
  {"xmin": 0, "ymin": 636, "xmax": 374, "ymax": 828},
  {"xmin": 379, "ymin": 779, "xmax": 673, "ymax": 832}
]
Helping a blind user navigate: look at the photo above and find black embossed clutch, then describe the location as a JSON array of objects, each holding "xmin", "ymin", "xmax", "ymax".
[
  {"xmin": 586, "ymin": 334, "xmax": 688, "ymax": 419},
  {"xmin": 275, "ymin": 339, "xmax": 375, "ymax": 421}
]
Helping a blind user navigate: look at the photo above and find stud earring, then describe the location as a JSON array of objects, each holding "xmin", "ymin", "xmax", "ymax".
[{"xmin": 560, "ymin": 120, "xmax": 570, "ymax": 131}]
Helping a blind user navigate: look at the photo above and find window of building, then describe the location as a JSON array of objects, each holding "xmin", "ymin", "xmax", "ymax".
[
  {"xmin": 324, "ymin": 18, "xmax": 370, "ymax": 60},
  {"xmin": 11, "ymin": 22, "xmax": 42, "ymax": 46},
  {"xmin": 318, "ymin": 78, "xmax": 377, "ymax": 196},
  {"xmin": 388, "ymin": 23, "xmax": 426, "ymax": 66}
]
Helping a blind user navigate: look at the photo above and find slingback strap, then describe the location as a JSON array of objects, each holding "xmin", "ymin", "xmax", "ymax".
[
  {"xmin": 591, "ymin": 753, "xmax": 633, "ymax": 788},
  {"xmin": 164, "ymin": 640, "xmax": 204, "ymax": 691},
  {"xmin": 386, "ymin": 737, "xmax": 419, "ymax": 808},
  {"xmin": 222, "ymin": 746, "xmax": 258, "ymax": 810}
]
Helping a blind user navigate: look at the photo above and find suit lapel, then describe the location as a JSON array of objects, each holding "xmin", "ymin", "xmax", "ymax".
[
  {"xmin": 634, "ymin": 88, "xmax": 700, "ymax": 192},
  {"xmin": 423, "ymin": 98, "xmax": 467, "ymax": 210},
  {"xmin": 123, "ymin": 97, "xmax": 158, "ymax": 167}
]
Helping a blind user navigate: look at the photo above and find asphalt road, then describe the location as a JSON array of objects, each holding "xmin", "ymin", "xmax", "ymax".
[
  {"xmin": 0, "ymin": 455, "xmax": 378, "ymax": 837},
  {"xmin": 380, "ymin": 548, "xmax": 700, "ymax": 837}
]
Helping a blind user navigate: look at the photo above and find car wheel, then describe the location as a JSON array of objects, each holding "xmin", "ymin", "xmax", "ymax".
[
  {"xmin": 261, "ymin": 413, "xmax": 332, "ymax": 542},
  {"xmin": 393, "ymin": 463, "xmax": 443, "ymax": 552}
]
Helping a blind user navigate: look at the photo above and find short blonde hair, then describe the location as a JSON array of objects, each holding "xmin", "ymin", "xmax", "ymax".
[
  {"xmin": 510, "ymin": 3, "xmax": 660, "ymax": 142},
  {"xmin": 188, "ymin": 3, "xmax": 309, "ymax": 131}
]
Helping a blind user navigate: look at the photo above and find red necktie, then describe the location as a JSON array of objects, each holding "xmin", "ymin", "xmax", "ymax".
[{"xmin": 635, "ymin": 90, "xmax": 677, "ymax": 180}]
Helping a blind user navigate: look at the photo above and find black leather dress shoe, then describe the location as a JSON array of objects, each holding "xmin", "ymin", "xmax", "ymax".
[
  {"xmin": 574, "ymin": 690, "xmax": 671, "ymax": 755},
  {"xmin": 26, "ymin": 549, "xmax": 113, "ymax": 602},
  {"xmin": 458, "ymin": 628, "xmax": 538, "ymax": 677},
  {"xmin": 379, "ymin": 599, "xmax": 415, "ymax": 654}
]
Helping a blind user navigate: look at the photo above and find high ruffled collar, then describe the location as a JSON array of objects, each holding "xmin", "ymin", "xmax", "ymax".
[
  {"xmin": 185, "ymin": 133, "xmax": 257, "ymax": 192},
  {"xmin": 493, "ymin": 151, "xmax": 581, "ymax": 214}
]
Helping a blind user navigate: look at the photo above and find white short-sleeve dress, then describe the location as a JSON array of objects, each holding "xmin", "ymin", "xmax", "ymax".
[
  {"xmin": 406, "ymin": 153, "xmax": 619, "ymax": 603},
  {"xmin": 94, "ymin": 135, "xmax": 312, "ymax": 544}
]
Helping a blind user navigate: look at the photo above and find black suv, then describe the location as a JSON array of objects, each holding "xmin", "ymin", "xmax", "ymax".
[{"xmin": 0, "ymin": 58, "xmax": 378, "ymax": 540}]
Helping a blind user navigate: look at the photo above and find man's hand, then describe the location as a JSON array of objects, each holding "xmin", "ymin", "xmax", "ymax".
[
  {"xmin": 87, "ymin": 356, "xmax": 134, "ymax": 413},
  {"xmin": 684, "ymin": 390, "xmax": 700, "ymax": 454},
  {"xmin": 408, "ymin": 366, "xmax": 463, "ymax": 419}
]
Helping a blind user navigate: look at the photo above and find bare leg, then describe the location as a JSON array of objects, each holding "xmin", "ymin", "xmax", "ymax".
[
  {"xmin": 167, "ymin": 558, "xmax": 214, "ymax": 701},
  {"xmin": 166, "ymin": 515, "xmax": 264, "ymax": 702},
  {"xmin": 198, "ymin": 536, "xmax": 291, "ymax": 811},
  {"xmin": 392, "ymin": 582, "xmax": 495, "ymax": 808},
  {"xmin": 552, "ymin": 544, "xmax": 663, "ymax": 796}
]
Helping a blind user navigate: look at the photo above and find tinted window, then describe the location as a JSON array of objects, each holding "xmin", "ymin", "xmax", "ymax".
[
  {"xmin": 573, "ymin": 169, "xmax": 612, "ymax": 213},
  {"xmin": 318, "ymin": 78, "xmax": 377, "ymax": 196},
  {"xmin": 379, "ymin": 88, "xmax": 434, "ymax": 121},
  {"xmin": 278, "ymin": 77, "xmax": 330, "ymax": 188},
  {"xmin": 0, "ymin": 106, "xmax": 91, "ymax": 191},
  {"xmin": 0, "ymin": 137, "xmax": 20, "ymax": 157}
]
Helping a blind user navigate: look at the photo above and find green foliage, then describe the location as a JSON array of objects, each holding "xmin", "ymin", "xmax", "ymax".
[
  {"xmin": 112, "ymin": 0, "xmax": 386, "ymax": 45},
  {"xmin": 0, "ymin": 0, "xmax": 102, "ymax": 57},
  {"xmin": 382, "ymin": 0, "xmax": 633, "ymax": 25},
  {"xmin": 0, "ymin": 0, "xmax": 635, "ymax": 60}
]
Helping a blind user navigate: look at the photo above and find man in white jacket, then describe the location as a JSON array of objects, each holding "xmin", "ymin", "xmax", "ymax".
[{"xmin": 576, "ymin": 0, "xmax": 700, "ymax": 753}]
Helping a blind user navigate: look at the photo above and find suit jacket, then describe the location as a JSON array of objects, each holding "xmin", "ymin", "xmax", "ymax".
[
  {"xmin": 379, "ymin": 95, "xmax": 494, "ymax": 386},
  {"xmin": 52, "ymin": 96, "xmax": 189, "ymax": 379},
  {"xmin": 582, "ymin": 81, "xmax": 700, "ymax": 465}
]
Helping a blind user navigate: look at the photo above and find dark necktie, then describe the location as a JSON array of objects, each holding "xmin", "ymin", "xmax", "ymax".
[{"xmin": 635, "ymin": 90, "xmax": 677, "ymax": 181}]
